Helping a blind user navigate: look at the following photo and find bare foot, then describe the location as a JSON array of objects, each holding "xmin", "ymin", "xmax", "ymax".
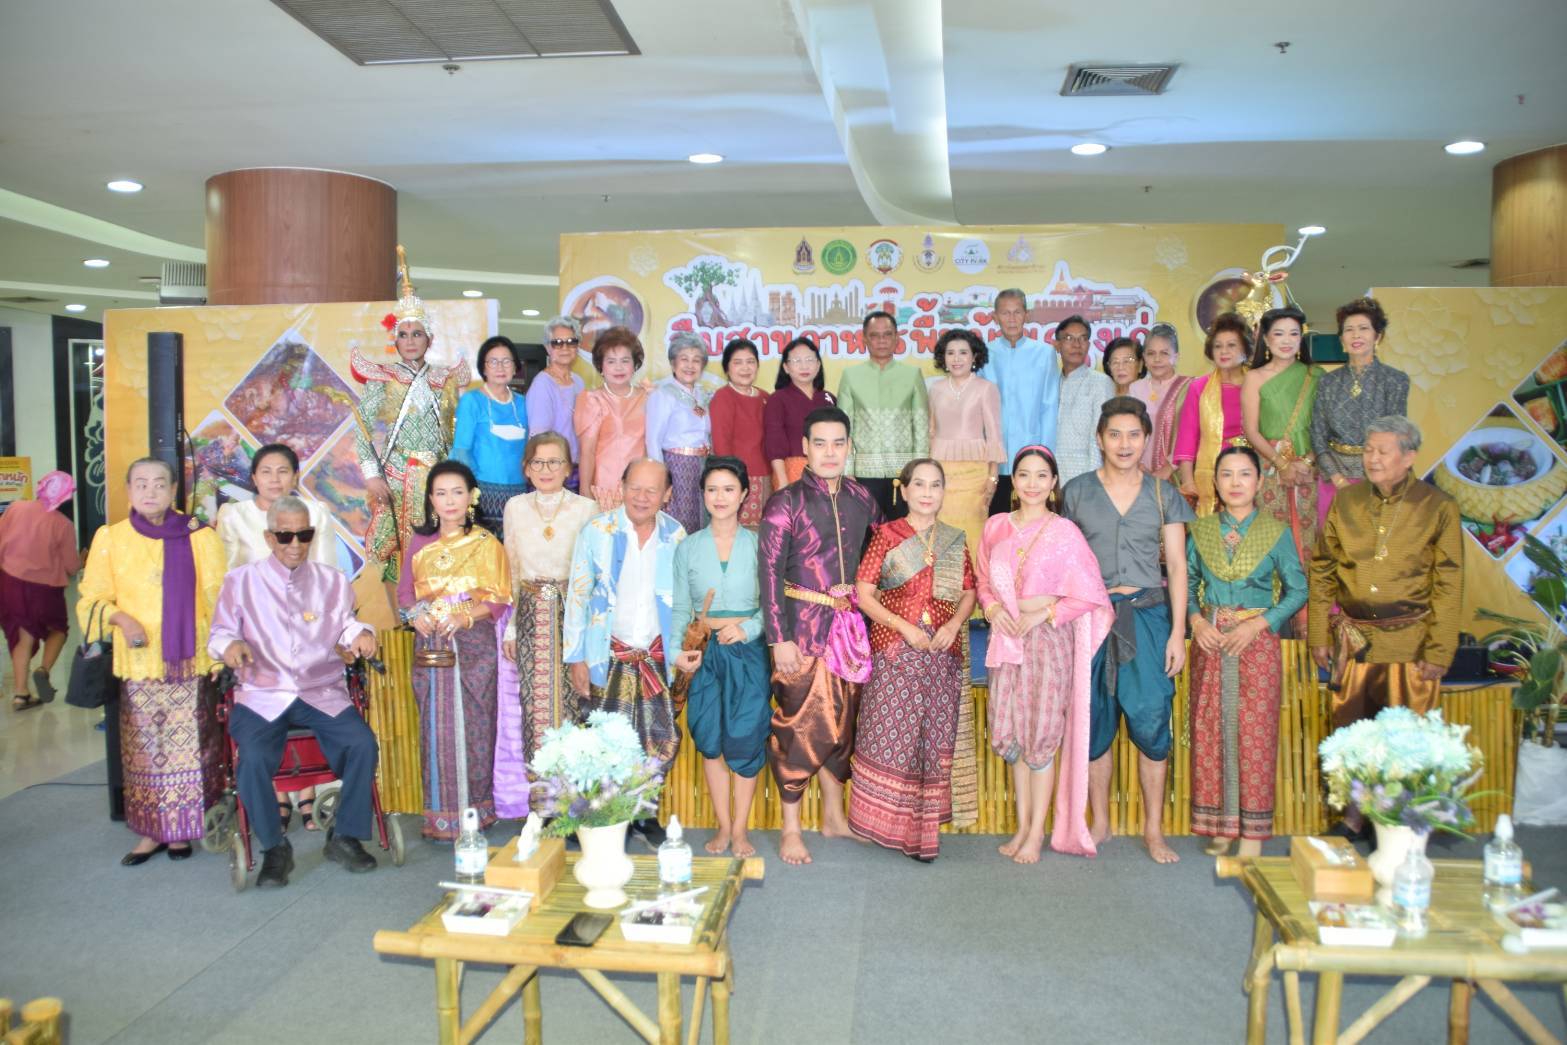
[
  {"xmin": 704, "ymin": 829, "xmax": 731, "ymax": 855},
  {"xmin": 1143, "ymin": 832, "xmax": 1180, "ymax": 864},
  {"xmin": 820, "ymin": 816, "xmax": 857, "ymax": 840},
  {"xmin": 998, "ymin": 830, "xmax": 1028, "ymax": 858},
  {"xmin": 779, "ymin": 830, "xmax": 812, "ymax": 865},
  {"xmin": 1011, "ymin": 830, "xmax": 1046, "ymax": 865},
  {"xmin": 1089, "ymin": 820, "xmax": 1111, "ymax": 846},
  {"xmin": 731, "ymin": 832, "xmax": 756, "ymax": 859}
]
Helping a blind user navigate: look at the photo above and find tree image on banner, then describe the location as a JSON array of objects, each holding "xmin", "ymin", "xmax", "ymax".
[{"xmin": 665, "ymin": 255, "xmax": 745, "ymax": 328}]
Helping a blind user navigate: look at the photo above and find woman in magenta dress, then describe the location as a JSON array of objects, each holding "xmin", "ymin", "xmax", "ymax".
[
  {"xmin": 763, "ymin": 336, "xmax": 835, "ymax": 489},
  {"xmin": 1174, "ymin": 313, "xmax": 1252, "ymax": 515}
]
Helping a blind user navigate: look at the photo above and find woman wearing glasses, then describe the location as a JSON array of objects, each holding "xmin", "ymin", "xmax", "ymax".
[
  {"xmin": 214, "ymin": 442, "xmax": 338, "ymax": 830},
  {"xmin": 524, "ymin": 316, "xmax": 587, "ymax": 490},
  {"xmin": 495, "ymin": 433, "xmax": 598, "ymax": 818},
  {"xmin": 453, "ymin": 336, "xmax": 529, "ymax": 532}
]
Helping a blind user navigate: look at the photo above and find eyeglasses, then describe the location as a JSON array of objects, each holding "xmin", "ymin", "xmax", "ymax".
[
  {"xmin": 528, "ymin": 458, "xmax": 568, "ymax": 470},
  {"xmin": 269, "ymin": 528, "xmax": 316, "ymax": 545},
  {"xmin": 484, "ymin": 357, "xmax": 516, "ymax": 369},
  {"xmin": 1056, "ymin": 334, "xmax": 1089, "ymax": 345},
  {"xmin": 548, "ymin": 338, "xmax": 581, "ymax": 348}
]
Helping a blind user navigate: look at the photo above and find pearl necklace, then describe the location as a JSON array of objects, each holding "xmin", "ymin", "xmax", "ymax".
[
  {"xmin": 727, "ymin": 382, "xmax": 759, "ymax": 398},
  {"xmin": 605, "ymin": 383, "xmax": 635, "ymax": 400}
]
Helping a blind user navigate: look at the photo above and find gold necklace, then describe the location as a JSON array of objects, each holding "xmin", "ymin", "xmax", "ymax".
[
  {"xmin": 915, "ymin": 520, "xmax": 938, "ymax": 566},
  {"xmin": 1349, "ymin": 358, "xmax": 1372, "ymax": 398},
  {"xmin": 1372, "ymin": 495, "xmax": 1403, "ymax": 561},
  {"xmin": 535, "ymin": 491, "xmax": 566, "ymax": 541}
]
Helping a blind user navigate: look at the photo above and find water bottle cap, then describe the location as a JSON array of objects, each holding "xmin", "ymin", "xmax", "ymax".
[
  {"xmin": 1495, "ymin": 814, "xmax": 1514, "ymax": 840},
  {"xmin": 462, "ymin": 807, "xmax": 479, "ymax": 830},
  {"xmin": 667, "ymin": 815, "xmax": 683, "ymax": 842}
]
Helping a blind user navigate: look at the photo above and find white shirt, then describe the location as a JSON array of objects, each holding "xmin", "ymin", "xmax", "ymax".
[
  {"xmin": 214, "ymin": 496, "xmax": 339, "ymax": 572},
  {"xmin": 611, "ymin": 528, "xmax": 659, "ymax": 649},
  {"xmin": 1056, "ymin": 366, "xmax": 1115, "ymax": 485}
]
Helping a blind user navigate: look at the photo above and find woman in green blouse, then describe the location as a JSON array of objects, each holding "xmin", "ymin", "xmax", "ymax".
[
  {"xmin": 1185, "ymin": 445, "xmax": 1308, "ymax": 858},
  {"xmin": 671, "ymin": 456, "xmax": 769, "ymax": 858}
]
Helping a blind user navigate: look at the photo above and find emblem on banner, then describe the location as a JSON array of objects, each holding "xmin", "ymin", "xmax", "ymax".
[
  {"xmin": 1007, "ymin": 235, "xmax": 1033, "ymax": 264},
  {"xmin": 822, "ymin": 239, "xmax": 857, "ymax": 276},
  {"xmin": 866, "ymin": 238, "xmax": 903, "ymax": 275},
  {"xmin": 952, "ymin": 237, "xmax": 990, "ymax": 274},
  {"xmin": 792, "ymin": 238, "xmax": 816, "ymax": 274},
  {"xmin": 914, "ymin": 234, "xmax": 943, "ymax": 273}
]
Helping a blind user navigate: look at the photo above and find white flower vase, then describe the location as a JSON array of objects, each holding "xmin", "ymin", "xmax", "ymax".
[
  {"xmin": 1368, "ymin": 823, "xmax": 1428, "ymax": 898},
  {"xmin": 574, "ymin": 821, "xmax": 635, "ymax": 909}
]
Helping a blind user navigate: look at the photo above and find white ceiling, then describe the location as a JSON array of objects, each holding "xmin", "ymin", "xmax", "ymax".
[{"xmin": 1, "ymin": 0, "xmax": 1563, "ymax": 333}]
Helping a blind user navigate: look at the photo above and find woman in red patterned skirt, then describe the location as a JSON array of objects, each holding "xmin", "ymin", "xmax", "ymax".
[
  {"xmin": 1185, "ymin": 445, "xmax": 1308, "ymax": 858},
  {"xmin": 847, "ymin": 459, "xmax": 976, "ymax": 861}
]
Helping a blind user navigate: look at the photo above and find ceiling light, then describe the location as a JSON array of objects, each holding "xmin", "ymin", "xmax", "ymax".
[
  {"xmin": 1298, "ymin": 225, "xmax": 1326, "ymax": 236},
  {"xmin": 1070, "ymin": 142, "xmax": 1108, "ymax": 156},
  {"xmin": 83, "ymin": 258, "xmax": 110, "ymax": 268},
  {"xmin": 106, "ymin": 179, "xmax": 143, "ymax": 193},
  {"xmin": 65, "ymin": 303, "xmax": 87, "ymax": 313},
  {"xmin": 521, "ymin": 308, "xmax": 541, "ymax": 317},
  {"xmin": 687, "ymin": 153, "xmax": 724, "ymax": 164},
  {"xmin": 1445, "ymin": 140, "xmax": 1485, "ymax": 155},
  {"xmin": 462, "ymin": 289, "xmax": 483, "ymax": 298}
]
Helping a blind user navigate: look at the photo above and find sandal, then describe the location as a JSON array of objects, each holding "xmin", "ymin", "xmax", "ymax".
[
  {"xmin": 11, "ymin": 693, "xmax": 41, "ymax": 711},
  {"xmin": 278, "ymin": 800, "xmax": 293, "ymax": 832},
  {"xmin": 297, "ymin": 798, "xmax": 318, "ymax": 832}
]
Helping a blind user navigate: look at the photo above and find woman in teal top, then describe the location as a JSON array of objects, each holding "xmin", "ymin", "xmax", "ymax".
[
  {"xmin": 453, "ymin": 337, "xmax": 529, "ymax": 532},
  {"xmin": 1185, "ymin": 445, "xmax": 1308, "ymax": 859},
  {"xmin": 671, "ymin": 456, "xmax": 769, "ymax": 859}
]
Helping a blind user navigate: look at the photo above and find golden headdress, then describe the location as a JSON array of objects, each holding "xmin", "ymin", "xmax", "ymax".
[{"xmin": 392, "ymin": 244, "xmax": 430, "ymax": 333}]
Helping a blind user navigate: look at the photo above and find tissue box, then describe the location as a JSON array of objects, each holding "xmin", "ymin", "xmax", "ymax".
[
  {"xmin": 1290, "ymin": 836, "xmax": 1375, "ymax": 903},
  {"xmin": 484, "ymin": 836, "xmax": 565, "ymax": 909}
]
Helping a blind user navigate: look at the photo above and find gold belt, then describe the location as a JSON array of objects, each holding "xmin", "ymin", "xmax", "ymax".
[
  {"xmin": 1329, "ymin": 441, "xmax": 1363, "ymax": 455},
  {"xmin": 1201, "ymin": 605, "xmax": 1266, "ymax": 622},
  {"xmin": 518, "ymin": 577, "xmax": 566, "ymax": 598},
  {"xmin": 665, "ymin": 446, "xmax": 711, "ymax": 456},
  {"xmin": 784, "ymin": 582, "xmax": 850, "ymax": 612}
]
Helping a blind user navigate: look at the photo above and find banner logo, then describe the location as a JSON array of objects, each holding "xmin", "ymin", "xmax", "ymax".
[
  {"xmin": 866, "ymin": 238, "xmax": 903, "ymax": 275},
  {"xmin": 822, "ymin": 239, "xmax": 857, "ymax": 275},
  {"xmin": 953, "ymin": 237, "xmax": 990, "ymax": 273}
]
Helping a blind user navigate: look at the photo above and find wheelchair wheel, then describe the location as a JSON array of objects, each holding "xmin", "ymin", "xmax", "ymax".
[
  {"xmin": 201, "ymin": 798, "xmax": 236, "ymax": 854},
  {"xmin": 387, "ymin": 813, "xmax": 408, "ymax": 867},
  {"xmin": 313, "ymin": 782, "xmax": 341, "ymax": 833},
  {"xmin": 228, "ymin": 829, "xmax": 248, "ymax": 892}
]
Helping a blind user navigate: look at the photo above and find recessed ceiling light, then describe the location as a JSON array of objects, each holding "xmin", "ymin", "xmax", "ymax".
[
  {"xmin": 687, "ymin": 153, "xmax": 724, "ymax": 164},
  {"xmin": 65, "ymin": 303, "xmax": 87, "ymax": 313},
  {"xmin": 462, "ymin": 289, "xmax": 483, "ymax": 298},
  {"xmin": 106, "ymin": 179, "xmax": 143, "ymax": 193},
  {"xmin": 1298, "ymin": 225, "xmax": 1326, "ymax": 236},
  {"xmin": 83, "ymin": 258, "xmax": 110, "ymax": 268},
  {"xmin": 521, "ymin": 308, "xmax": 541, "ymax": 317},
  {"xmin": 1070, "ymin": 142, "xmax": 1109, "ymax": 156},
  {"xmin": 1445, "ymin": 140, "xmax": 1485, "ymax": 155}
]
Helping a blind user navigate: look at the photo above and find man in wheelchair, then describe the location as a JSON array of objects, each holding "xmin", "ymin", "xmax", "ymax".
[{"xmin": 208, "ymin": 495, "xmax": 381, "ymax": 887}]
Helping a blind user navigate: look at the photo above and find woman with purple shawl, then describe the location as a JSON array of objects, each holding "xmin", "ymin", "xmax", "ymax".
[{"xmin": 78, "ymin": 458, "xmax": 227, "ymax": 865}]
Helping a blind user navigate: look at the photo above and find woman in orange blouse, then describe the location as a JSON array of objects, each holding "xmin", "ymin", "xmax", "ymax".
[{"xmin": 574, "ymin": 326, "xmax": 649, "ymax": 511}]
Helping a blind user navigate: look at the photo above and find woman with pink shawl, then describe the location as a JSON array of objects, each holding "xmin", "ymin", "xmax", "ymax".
[
  {"xmin": 976, "ymin": 446, "xmax": 1111, "ymax": 863},
  {"xmin": 0, "ymin": 470, "xmax": 80, "ymax": 708}
]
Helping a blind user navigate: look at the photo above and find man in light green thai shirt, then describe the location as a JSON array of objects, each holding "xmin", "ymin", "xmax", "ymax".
[{"xmin": 835, "ymin": 310, "xmax": 929, "ymax": 520}]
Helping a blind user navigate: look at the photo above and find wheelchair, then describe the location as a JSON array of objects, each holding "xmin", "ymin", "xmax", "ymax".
[{"xmin": 202, "ymin": 657, "xmax": 408, "ymax": 891}]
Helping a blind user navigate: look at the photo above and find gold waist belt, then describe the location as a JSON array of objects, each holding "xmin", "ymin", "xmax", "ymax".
[
  {"xmin": 518, "ymin": 578, "xmax": 566, "ymax": 598},
  {"xmin": 1201, "ymin": 605, "xmax": 1266, "ymax": 622},
  {"xmin": 665, "ymin": 446, "xmax": 711, "ymax": 457},
  {"xmin": 1329, "ymin": 441, "xmax": 1363, "ymax": 455},
  {"xmin": 784, "ymin": 582, "xmax": 850, "ymax": 612}
]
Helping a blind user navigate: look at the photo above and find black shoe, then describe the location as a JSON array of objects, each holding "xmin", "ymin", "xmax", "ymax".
[
  {"xmin": 323, "ymin": 830, "xmax": 377, "ymax": 873},
  {"xmin": 256, "ymin": 840, "xmax": 294, "ymax": 887},
  {"xmin": 168, "ymin": 843, "xmax": 194, "ymax": 861},
  {"xmin": 631, "ymin": 819, "xmax": 667, "ymax": 849},
  {"xmin": 120, "ymin": 843, "xmax": 168, "ymax": 866}
]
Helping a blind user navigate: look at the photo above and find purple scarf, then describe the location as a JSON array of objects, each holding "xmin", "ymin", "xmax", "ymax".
[{"xmin": 129, "ymin": 509, "xmax": 200, "ymax": 670}]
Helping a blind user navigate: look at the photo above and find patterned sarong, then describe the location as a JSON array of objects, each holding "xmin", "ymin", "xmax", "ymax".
[
  {"xmin": 121, "ymin": 676, "xmax": 222, "ymax": 843},
  {"xmin": 586, "ymin": 638, "xmax": 680, "ymax": 775},
  {"xmin": 1189, "ymin": 608, "xmax": 1282, "ymax": 840},
  {"xmin": 664, "ymin": 450, "xmax": 707, "ymax": 535},
  {"xmin": 494, "ymin": 580, "xmax": 575, "ymax": 818},
  {"xmin": 413, "ymin": 619, "xmax": 499, "ymax": 840},
  {"xmin": 686, "ymin": 635, "xmax": 771, "ymax": 778}
]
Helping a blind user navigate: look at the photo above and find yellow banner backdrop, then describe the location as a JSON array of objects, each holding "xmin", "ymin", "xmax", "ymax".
[
  {"xmin": 101, "ymin": 300, "xmax": 495, "ymax": 625},
  {"xmin": 559, "ymin": 223, "xmax": 1284, "ymax": 385},
  {"xmin": 0, "ymin": 456, "xmax": 33, "ymax": 504}
]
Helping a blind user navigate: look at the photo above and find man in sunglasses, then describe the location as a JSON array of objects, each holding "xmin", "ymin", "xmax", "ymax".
[{"xmin": 208, "ymin": 495, "xmax": 382, "ymax": 887}]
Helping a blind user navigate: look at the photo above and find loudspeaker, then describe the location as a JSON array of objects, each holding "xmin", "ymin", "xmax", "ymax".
[{"xmin": 147, "ymin": 332, "xmax": 186, "ymax": 507}]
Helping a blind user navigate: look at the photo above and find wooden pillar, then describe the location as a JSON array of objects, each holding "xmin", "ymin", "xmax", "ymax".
[
  {"xmin": 1491, "ymin": 143, "xmax": 1567, "ymax": 287},
  {"xmin": 204, "ymin": 168, "xmax": 397, "ymax": 305}
]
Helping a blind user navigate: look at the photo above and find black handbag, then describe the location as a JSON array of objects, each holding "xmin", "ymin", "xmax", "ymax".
[{"xmin": 65, "ymin": 600, "xmax": 116, "ymax": 709}]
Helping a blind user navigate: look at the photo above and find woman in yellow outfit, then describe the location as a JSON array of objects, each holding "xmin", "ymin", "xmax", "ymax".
[{"xmin": 78, "ymin": 458, "xmax": 226, "ymax": 866}]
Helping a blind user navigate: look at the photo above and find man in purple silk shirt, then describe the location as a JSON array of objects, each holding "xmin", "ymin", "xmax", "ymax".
[
  {"xmin": 758, "ymin": 406, "xmax": 882, "ymax": 866},
  {"xmin": 208, "ymin": 496, "xmax": 381, "ymax": 888}
]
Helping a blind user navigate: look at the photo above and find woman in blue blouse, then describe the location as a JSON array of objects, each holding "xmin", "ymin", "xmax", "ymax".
[
  {"xmin": 670, "ymin": 456, "xmax": 768, "ymax": 858},
  {"xmin": 1185, "ymin": 445, "xmax": 1307, "ymax": 859},
  {"xmin": 453, "ymin": 336, "xmax": 528, "ymax": 532}
]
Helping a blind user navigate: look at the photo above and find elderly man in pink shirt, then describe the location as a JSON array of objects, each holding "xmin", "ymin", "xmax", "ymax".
[{"xmin": 208, "ymin": 495, "xmax": 380, "ymax": 887}]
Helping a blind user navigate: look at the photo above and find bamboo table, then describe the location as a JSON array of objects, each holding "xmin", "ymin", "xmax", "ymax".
[
  {"xmin": 373, "ymin": 853, "xmax": 764, "ymax": 1045},
  {"xmin": 1219, "ymin": 856, "xmax": 1567, "ymax": 1044}
]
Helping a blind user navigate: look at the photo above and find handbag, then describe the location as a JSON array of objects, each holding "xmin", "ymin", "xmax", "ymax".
[{"xmin": 65, "ymin": 600, "xmax": 116, "ymax": 709}]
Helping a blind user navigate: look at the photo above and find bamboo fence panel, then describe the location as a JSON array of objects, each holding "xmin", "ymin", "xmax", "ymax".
[{"xmin": 361, "ymin": 633, "xmax": 1520, "ymax": 835}]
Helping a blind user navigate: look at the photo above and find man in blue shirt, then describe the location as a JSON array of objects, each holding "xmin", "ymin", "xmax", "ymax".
[{"xmin": 984, "ymin": 288, "xmax": 1061, "ymax": 513}]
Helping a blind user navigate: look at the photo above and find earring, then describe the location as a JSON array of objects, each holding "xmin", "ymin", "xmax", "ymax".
[{"xmin": 467, "ymin": 502, "xmax": 476, "ymax": 523}]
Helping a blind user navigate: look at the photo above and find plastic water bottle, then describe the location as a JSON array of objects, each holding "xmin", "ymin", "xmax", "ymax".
[
  {"xmin": 1483, "ymin": 814, "xmax": 1525, "ymax": 911},
  {"xmin": 454, "ymin": 807, "xmax": 488, "ymax": 884},
  {"xmin": 1391, "ymin": 843, "xmax": 1434, "ymax": 937},
  {"xmin": 657, "ymin": 815, "xmax": 693, "ymax": 893}
]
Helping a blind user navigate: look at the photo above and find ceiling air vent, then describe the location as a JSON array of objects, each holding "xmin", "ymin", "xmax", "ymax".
[
  {"xmin": 1451, "ymin": 257, "xmax": 1490, "ymax": 269},
  {"xmin": 270, "ymin": 0, "xmax": 639, "ymax": 65},
  {"xmin": 0, "ymin": 295, "xmax": 53, "ymax": 304},
  {"xmin": 1061, "ymin": 63, "xmax": 1178, "ymax": 97},
  {"xmin": 160, "ymin": 262, "xmax": 207, "ymax": 306}
]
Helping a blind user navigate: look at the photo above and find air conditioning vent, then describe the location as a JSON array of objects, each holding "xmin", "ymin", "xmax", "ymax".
[
  {"xmin": 160, "ymin": 261, "xmax": 207, "ymax": 305},
  {"xmin": 1061, "ymin": 63, "xmax": 1178, "ymax": 97},
  {"xmin": 0, "ymin": 295, "xmax": 53, "ymax": 304},
  {"xmin": 1451, "ymin": 257, "xmax": 1490, "ymax": 269}
]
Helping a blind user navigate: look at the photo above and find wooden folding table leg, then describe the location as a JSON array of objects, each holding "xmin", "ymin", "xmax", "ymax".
[
  {"xmin": 1284, "ymin": 971, "xmax": 1305, "ymax": 1045},
  {"xmin": 687, "ymin": 977, "xmax": 709, "ymax": 1045},
  {"xmin": 434, "ymin": 957, "xmax": 461, "ymax": 1045},
  {"xmin": 657, "ymin": 973, "xmax": 682, "ymax": 1045},
  {"xmin": 524, "ymin": 968, "xmax": 543, "ymax": 1045},
  {"xmin": 1313, "ymin": 972, "xmax": 1344, "ymax": 1045},
  {"xmin": 1448, "ymin": 979, "xmax": 1473, "ymax": 1045},
  {"xmin": 1477, "ymin": 979, "xmax": 1561, "ymax": 1045},
  {"xmin": 712, "ymin": 966, "xmax": 733, "ymax": 1045}
]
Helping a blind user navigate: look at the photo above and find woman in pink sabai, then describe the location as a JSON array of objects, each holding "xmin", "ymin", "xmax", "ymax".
[{"xmin": 0, "ymin": 470, "xmax": 80, "ymax": 709}]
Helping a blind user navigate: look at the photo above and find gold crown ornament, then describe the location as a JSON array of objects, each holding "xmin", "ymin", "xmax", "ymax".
[{"xmin": 392, "ymin": 244, "xmax": 431, "ymax": 334}]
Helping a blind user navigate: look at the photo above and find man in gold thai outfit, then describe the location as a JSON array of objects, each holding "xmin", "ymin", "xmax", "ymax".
[
  {"xmin": 352, "ymin": 246, "xmax": 470, "ymax": 591},
  {"xmin": 1309, "ymin": 416, "xmax": 1463, "ymax": 729}
]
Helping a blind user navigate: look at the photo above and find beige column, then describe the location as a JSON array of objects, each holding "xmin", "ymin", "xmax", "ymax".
[{"xmin": 1492, "ymin": 144, "xmax": 1567, "ymax": 287}]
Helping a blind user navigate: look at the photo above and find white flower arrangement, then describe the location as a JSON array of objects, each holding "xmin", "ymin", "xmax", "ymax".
[
  {"xmin": 529, "ymin": 711, "xmax": 663, "ymax": 835},
  {"xmin": 1318, "ymin": 707, "xmax": 1486, "ymax": 835}
]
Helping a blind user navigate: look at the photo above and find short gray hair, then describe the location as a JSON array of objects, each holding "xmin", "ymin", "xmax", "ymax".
[
  {"xmin": 1145, "ymin": 323, "xmax": 1180, "ymax": 355},
  {"xmin": 125, "ymin": 457, "xmax": 174, "ymax": 484},
  {"xmin": 266, "ymin": 494, "xmax": 310, "ymax": 530},
  {"xmin": 1366, "ymin": 415, "xmax": 1422, "ymax": 453},
  {"xmin": 994, "ymin": 288, "xmax": 1027, "ymax": 311},
  {"xmin": 544, "ymin": 315, "xmax": 581, "ymax": 339},
  {"xmin": 667, "ymin": 331, "xmax": 708, "ymax": 367}
]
